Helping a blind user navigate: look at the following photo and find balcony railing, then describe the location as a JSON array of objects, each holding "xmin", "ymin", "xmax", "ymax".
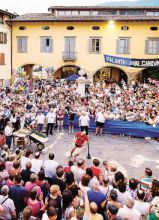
[{"xmin": 62, "ymin": 52, "xmax": 77, "ymax": 61}]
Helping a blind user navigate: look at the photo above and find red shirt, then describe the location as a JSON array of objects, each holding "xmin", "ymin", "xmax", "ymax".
[
  {"xmin": 75, "ymin": 132, "xmax": 88, "ymax": 147},
  {"xmin": 64, "ymin": 166, "xmax": 71, "ymax": 173},
  {"xmin": 91, "ymin": 167, "xmax": 101, "ymax": 179}
]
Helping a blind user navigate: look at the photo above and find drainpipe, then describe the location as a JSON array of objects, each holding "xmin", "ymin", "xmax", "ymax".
[{"xmin": 7, "ymin": 20, "xmax": 13, "ymax": 85}]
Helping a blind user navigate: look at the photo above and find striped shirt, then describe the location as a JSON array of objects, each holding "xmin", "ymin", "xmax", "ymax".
[{"xmin": 140, "ymin": 176, "xmax": 152, "ymax": 191}]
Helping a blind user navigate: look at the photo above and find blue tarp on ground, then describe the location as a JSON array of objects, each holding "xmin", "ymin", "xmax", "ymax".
[{"xmin": 63, "ymin": 115, "xmax": 159, "ymax": 138}]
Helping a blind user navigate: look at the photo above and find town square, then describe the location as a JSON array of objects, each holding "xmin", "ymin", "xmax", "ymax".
[{"xmin": 0, "ymin": 0, "xmax": 159, "ymax": 219}]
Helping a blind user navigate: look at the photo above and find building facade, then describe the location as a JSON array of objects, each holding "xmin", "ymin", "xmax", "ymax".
[
  {"xmin": 0, "ymin": 9, "xmax": 14, "ymax": 87},
  {"xmin": 9, "ymin": 6, "xmax": 159, "ymax": 83}
]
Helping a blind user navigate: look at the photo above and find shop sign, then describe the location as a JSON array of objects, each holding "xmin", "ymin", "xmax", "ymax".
[{"xmin": 104, "ymin": 54, "xmax": 159, "ymax": 68}]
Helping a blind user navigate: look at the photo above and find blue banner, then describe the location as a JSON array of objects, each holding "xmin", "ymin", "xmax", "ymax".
[
  {"xmin": 104, "ymin": 54, "xmax": 159, "ymax": 68},
  {"xmin": 63, "ymin": 115, "xmax": 159, "ymax": 138}
]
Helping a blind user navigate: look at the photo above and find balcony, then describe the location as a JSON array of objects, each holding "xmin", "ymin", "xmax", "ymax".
[{"xmin": 62, "ymin": 52, "xmax": 77, "ymax": 62}]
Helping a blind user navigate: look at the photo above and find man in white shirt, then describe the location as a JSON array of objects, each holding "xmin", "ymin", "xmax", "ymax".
[
  {"xmin": 4, "ymin": 121, "xmax": 13, "ymax": 149},
  {"xmin": 21, "ymin": 149, "xmax": 33, "ymax": 170},
  {"xmin": 31, "ymin": 152, "xmax": 43, "ymax": 174},
  {"xmin": 117, "ymin": 198, "xmax": 141, "ymax": 220},
  {"xmin": 71, "ymin": 159, "xmax": 85, "ymax": 183},
  {"xmin": 134, "ymin": 190, "xmax": 150, "ymax": 216},
  {"xmin": 43, "ymin": 153, "xmax": 58, "ymax": 183},
  {"xmin": 95, "ymin": 108, "xmax": 105, "ymax": 136},
  {"xmin": 79, "ymin": 111, "xmax": 90, "ymax": 135},
  {"xmin": 46, "ymin": 108, "xmax": 56, "ymax": 136},
  {"xmin": 0, "ymin": 185, "xmax": 16, "ymax": 220},
  {"xmin": 36, "ymin": 111, "xmax": 45, "ymax": 133}
]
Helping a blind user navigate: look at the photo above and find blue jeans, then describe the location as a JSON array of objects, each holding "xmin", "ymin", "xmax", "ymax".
[{"xmin": 6, "ymin": 136, "xmax": 12, "ymax": 149}]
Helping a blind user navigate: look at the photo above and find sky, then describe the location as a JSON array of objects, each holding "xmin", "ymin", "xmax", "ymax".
[{"xmin": 0, "ymin": 0, "xmax": 136, "ymax": 14}]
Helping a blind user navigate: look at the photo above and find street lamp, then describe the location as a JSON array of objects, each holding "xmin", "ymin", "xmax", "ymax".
[{"xmin": 86, "ymin": 143, "xmax": 91, "ymax": 159}]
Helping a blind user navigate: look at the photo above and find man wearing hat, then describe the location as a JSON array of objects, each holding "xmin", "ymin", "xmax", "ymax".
[
  {"xmin": 0, "ymin": 185, "xmax": 16, "ymax": 220},
  {"xmin": 4, "ymin": 121, "xmax": 13, "ymax": 149}
]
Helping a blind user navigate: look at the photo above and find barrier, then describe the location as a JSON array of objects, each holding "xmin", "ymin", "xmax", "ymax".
[{"xmin": 63, "ymin": 115, "xmax": 159, "ymax": 138}]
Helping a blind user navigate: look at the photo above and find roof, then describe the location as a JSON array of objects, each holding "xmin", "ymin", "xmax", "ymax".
[
  {"xmin": 0, "ymin": 9, "xmax": 15, "ymax": 17},
  {"xmin": 48, "ymin": 6, "xmax": 159, "ymax": 10},
  {"xmin": 99, "ymin": 0, "xmax": 159, "ymax": 7},
  {"xmin": 8, "ymin": 13, "xmax": 159, "ymax": 22}
]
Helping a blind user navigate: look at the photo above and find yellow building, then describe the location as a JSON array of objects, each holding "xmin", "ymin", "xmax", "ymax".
[
  {"xmin": 0, "ymin": 9, "xmax": 14, "ymax": 87},
  {"xmin": 8, "ymin": 6, "xmax": 159, "ymax": 83}
]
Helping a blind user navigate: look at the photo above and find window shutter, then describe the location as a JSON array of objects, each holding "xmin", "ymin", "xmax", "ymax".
[
  {"xmin": 40, "ymin": 37, "xmax": 46, "ymax": 53},
  {"xmin": 145, "ymin": 39, "xmax": 149, "ymax": 54},
  {"xmin": 22, "ymin": 37, "xmax": 27, "ymax": 53},
  {"xmin": 127, "ymin": 39, "xmax": 130, "ymax": 54},
  {"xmin": 4, "ymin": 33, "xmax": 7, "ymax": 44},
  {"xmin": 156, "ymin": 40, "xmax": 159, "ymax": 54},
  {"xmin": 88, "ymin": 38, "xmax": 92, "ymax": 53},
  {"xmin": 0, "ymin": 53, "xmax": 5, "ymax": 65},
  {"xmin": 99, "ymin": 38, "xmax": 101, "ymax": 53},
  {"xmin": 116, "ymin": 39, "xmax": 120, "ymax": 54},
  {"xmin": 0, "ymin": 33, "xmax": 3, "ymax": 43},
  {"xmin": 17, "ymin": 38, "xmax": 21, "ymax": 52},
  {"xmin": 49, "ymin": 38, "xmax": 53, "ymax": 53}
]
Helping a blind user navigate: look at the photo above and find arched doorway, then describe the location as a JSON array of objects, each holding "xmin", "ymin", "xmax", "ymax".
[
  {"xmin": 93, "ymin": 66, "xmax": 128, "ymax": 84},
  {"xmin": 53, "ymin": 65, "xmax": 87, "ymax": 80},
  {"xmin": 21, "ymin": 64, "xmax": 46, "ymax": 79},
  {"xmin": 138, "ymin": 67, "xmax": 159, "ymax": 83}
]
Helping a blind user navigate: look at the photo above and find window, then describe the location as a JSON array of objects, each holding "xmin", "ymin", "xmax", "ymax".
[
  {"xmin": 92, "ymin": 26, "xmax": 100, "ymax": 30},
  {"xmin": 145, "ymin": 38, "xmax": 159, "ymax": 54},
  {"xmin": 40, "ymin": 37, "xmax": 53, "ymax": 53},
  {"xmin": 150, "ymin": 27, "xmax": 158, "ymax": 31},
  {"xmin": 72, "ymin": 11, "xmax": 79, "ymax": 16},
  {"xmin": 89, "ymin": 37, "xmax": 101, "ymax": 53},
  {"xmin": 146, "ymin": 11, "xmax": 159, "ymax": 16},
  {"xmin": 19, "ymin": 26, "xmax": 26, "ymax": 30},
  {"xmin": 0, "ymin": 53, "xmax": 5, "ymax": 65},
  {"xmin": 42, "ymin": 26, "xmax": 50, "ymax": 30},
  {"xmin": 116, "ymin": 38, "xmax": 130, "ymax": 54},
  {"xmin": 80, "ymin": 11, "xmax": 90, "ymax": 16},
  {"xmin": 58, "ymin": 11, "xmax": 65, "ymax": 16},
  {"xmin": 17, "ymin": 37, "xmax": 27, "ymax": 53},
  {"xmin": 120, "ymin": 10, "xmax": 144, "ymax": 15},
  {"xmin": 0, "ymin": 15, "xmax": 3, "ymax": 24},
  {"xmin": 97, "ymin": 10, "xmax": 117, "ymax": 15},
  {"xmin": 65, "ymin": 11, "xmax": 72, "ymax": 16},
  {"xmin": 67, "ymin": 26, "xmax": 74, "ymax": 30},
  {"xmin": 0, "ymin": 32, "xmax": 7, "ymax": 44},
  {"xmin": 121, "ymin": 26, "xmax": 129, "ymax": 31}
]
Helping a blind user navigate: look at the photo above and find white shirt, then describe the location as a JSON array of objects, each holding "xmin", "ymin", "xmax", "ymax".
[
  {"xmin": 116, "ymin": 190, "xmax": 132, "ymax": 205},
  {"xmin": 99, "ymin": 185, "xmax": 113, "ymax": 196},
  {"xmin": 118, "ymin": 206, "xmax": 141, "ymax": 220},
  {"xmin": 46, "ymin": 112, "xmax": 56, "ymax": 124},
  {"xmin": 79, "ymin": 115, "xmax": 90, "ymax": 127},
  {"xmin": 71, "ymin": 165, "xmax": 85, "ymax": 183},
  {"xmin": 36, "ymin": 114, "xmax": 45, "ymax": 124},
  {"xmin": 134, "ymin": 200, "xmax": 150, "ymax": 216},
  {"xmin": 20, "ymin": 156, "xmax": 31, "ymax": 170},
  {"xmin": 96, "ymin": 112, "xmax": 105, "ymax": 123},
  {"xmin": 31, "ymin": 158, "xmax": 43, "ymax": 173},
  {"xmin": 0, "ymin": 195, "xmax": 15, "ymax": 220},
  {"xmin": 4, "ymin": 125, "xmax": 13, "ymax": 136},
  {"xmin": 43, "ymin": 159, "xmax": 58, "ymax": 178}
]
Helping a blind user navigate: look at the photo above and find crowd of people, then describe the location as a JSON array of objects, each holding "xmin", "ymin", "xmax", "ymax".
[
  {"xmin": 0, "ymin": 77, "xmax": 158, "ymax": 138},
  {"xmin": 0, "ymin": 146, "xmax": 159, "ymax": 220},
  {"xmin": 0, "ymin": 78, "xmax": 159, "ymax": 220}
]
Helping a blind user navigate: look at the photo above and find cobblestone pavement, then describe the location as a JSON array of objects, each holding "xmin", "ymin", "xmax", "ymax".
[{"xmin": 30, "ymin": 131, "xmax": 159, "ymax": 179}]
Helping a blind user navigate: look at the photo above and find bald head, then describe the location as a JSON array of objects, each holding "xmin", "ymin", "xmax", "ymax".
[
  {"xmin": 90, "ymin": 202, "xmax": 98, "ymax": 214},
  {"xmin": 26, "ymin": 161, "xmax": 32, "ymax": 170}
]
